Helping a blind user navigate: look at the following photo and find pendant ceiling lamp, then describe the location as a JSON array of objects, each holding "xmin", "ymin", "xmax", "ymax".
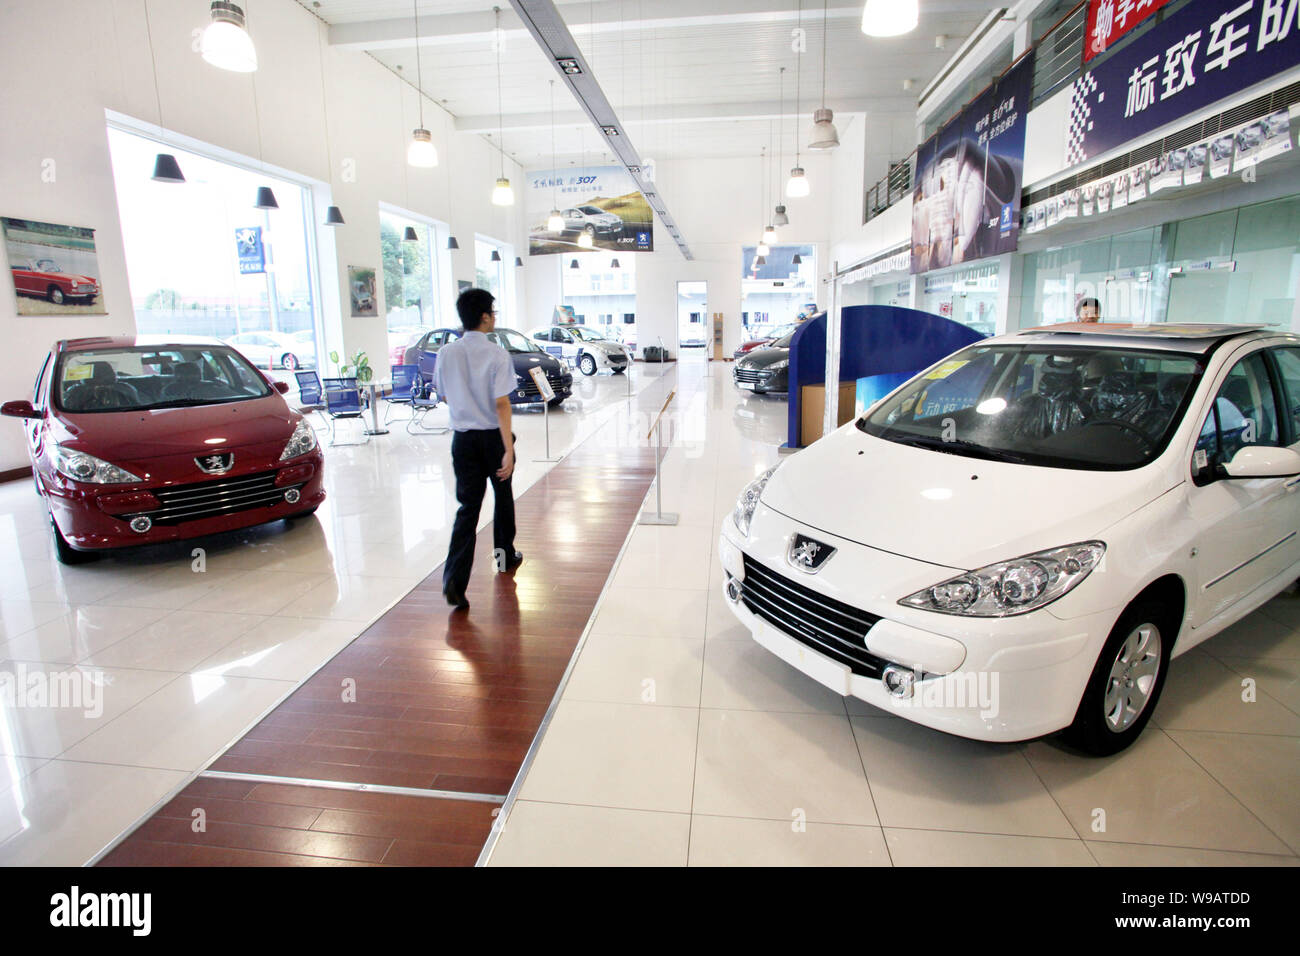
[
  {"xmin": 313, "ymin": 15, "xmax": 344, "ymax": 224},
  {"xmin": 577, "ymin": 230, "xmax": 594, "ymax": 248},
  {"xmin": 254, "ymin": 186, "xmax": 279, "ymax": 209},
  {"xmin": 755, "ymin": 255, "xmax": 767, "ymax": 266},
  {"xmin": 570, "ymin": 258, "xmax": 580, "ymax": 269},
  {"xmin": 862, "ymin": 0, "xmax": 918, "ymax": 37},
  {"xmin": 403, "ymin": 226, "xmax": 419, "ymax": 242},
  {"xmin": 792, "ymin": 253, "xmax": 803, "ymax": 265},
  {"xmin": 515, "ymin": 256, "xmax": 524, "ymax": 267},
  {"xmin": 610, "ymin": 258, "xmax": 620, "ymax": 268},
  {"xmin": 490, "ymin": 249, "xmax": 502, "ymax": 262},
  {"xmin": 546, "ymin": 80, "xmax": 565, "ymax": 232},
  {"xmin": 447, "ymin": 235, "xmax": 460, "ymax": 250},
  {"xmin": 142, "ymin": 1, "xmax": 184, "ymax": 183},
  {"xmin": 808, "ymin": 1, "xmax": 839, "ymax": 150},
  {"xmin": 787, "ymin": 0, "xmax": 810, "ymax": 198},
  {"xmin": 201, "ymin": 1, "xmax": 257, "ymax": 73},
  {"xmin": 407, "ymin": 0, "xmax": 439, "ymax": 167},
  {"xmin": 489, "ymin": 6, "xmax": 513, "ymax": 205},
  {"xmin": 762, "ymin": 225, "xmax": 777, "ymax": 244}
]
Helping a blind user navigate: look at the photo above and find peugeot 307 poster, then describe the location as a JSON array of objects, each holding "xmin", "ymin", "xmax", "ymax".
[
  {"xmin": 910, "ymin": 50, "xmax": 1034, "ymax": 275},
  {"xmin": 527, "ymin": 164, "xmax": 653, "ymax": 256}
]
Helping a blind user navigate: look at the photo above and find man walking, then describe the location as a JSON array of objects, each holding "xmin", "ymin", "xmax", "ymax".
[{"xmin": 434, "ymin": 288, "xmax": 523, "ymax": 610}]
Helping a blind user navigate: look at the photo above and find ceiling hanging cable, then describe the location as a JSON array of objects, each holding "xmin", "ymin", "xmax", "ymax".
[
  {"xmin": 763, "ymin": 118, "xmax": 777, "ymax": 244},
  {"xmin": 786, "ymin": 0, "xmax": 809, "ymax": 198},
  {"xmin": 490, "ymin": 6, "xmax": 514, "ymax": 205},
  {"xmin": 316, "ymin": 18, "xmax": 344, "ymax": 223},
  {"xmin": 774, "ymin": 66, "xmax": 789, "ymax": 226},
  {"xmin": 407, "ymin": 0, "xmax": 438, "ymax": 167},
  {"xmin": 143, "ymin": 0, "xmax": 184, "ymax": 182},
  {"xmin": 546, "ymin": 81, "xmax": 564, "ymax": 232},
  {"xmin": 250, "ymin": 51, "xmax": 277, "ymax": 208}
]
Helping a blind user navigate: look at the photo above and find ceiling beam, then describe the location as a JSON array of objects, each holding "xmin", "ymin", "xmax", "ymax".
[
  {"xmin": 328, "ymin": 0, "xmax": 997, "ymax": 52},
  {"xmin": 452, "ymin": 97, "xmax": 914, "ymax": 134}
]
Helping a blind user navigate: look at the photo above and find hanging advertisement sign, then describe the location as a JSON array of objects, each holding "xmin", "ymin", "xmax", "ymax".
[
  {"xmin": 235, "ymin": 227, "xmax": 265, "ymax": 275},
  {"xmin": 1065, "ymin": 0, "xmax": 1300, "ymax": 167},
  {"xmin": 526, "ymin": 165, "xmax": 653, "ymax": 256},
  {"xmin": 1084, "ymin": 0, "xmax": 1170, "ymax": 63},
  {"xmin": 910, "ymin": 50, "xmax": 1034, "ymax": 274}
]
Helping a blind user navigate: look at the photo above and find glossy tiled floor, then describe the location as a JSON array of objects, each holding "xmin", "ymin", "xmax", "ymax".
[
  {"xmin": 484, "ymin": 360, "xmax": 1300, "ymax": 868},
  {"xmin": 0, "ymin": 364, "xmax": 671, "ymax": 865}
]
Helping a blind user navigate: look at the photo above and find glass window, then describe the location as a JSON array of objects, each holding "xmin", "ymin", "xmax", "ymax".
[
  {"xmin": 107, "ymin": 125, "xmax": 324, "ymax": 374},
  {"xmin": 563, "ymin": 254, "xmax": 637, "ymax": 351},
  {"xmin": 741, "ymin": 245, "xmax": 817, "ymax": 338},
  {"xmin": 475, "ymin": 238, "xmax": 506, "ymax": 301},
  {"xmin": 1270, "ymin": 347, "xmax": 1300, "ymax": 442},
  {"xmin": 861, "ymin": 343, "xmax": 1204, "ymax": 470},
  {"xmin": 920, "ymin": 263, "xmax": 1000, "ymax": 334},
  {"xmin": 380, "ymin": 211, "xmax": 444, "ymax": 337}
]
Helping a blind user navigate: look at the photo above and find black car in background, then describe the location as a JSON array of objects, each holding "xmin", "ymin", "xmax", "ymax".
[
  {"xmin": 411, "ymin": 327, "xmax": 573, "ymax": 407},
  {"xmin": 732, "ymin": 328, "xmax": 794, "ymax": 395}
]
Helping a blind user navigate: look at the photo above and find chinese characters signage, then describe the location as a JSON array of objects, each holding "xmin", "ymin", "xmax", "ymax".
[
  {"xmin": 235, "ymin": 227, "xmax": 264, "ymax": 275},
  {"xmin": 526, "ymin": 165, "xmax": 654, "ymax": 256},
  {"xmin": 1085, "ymin": 0, "xmax": 1170, "ymax": 63},
  {"xmin": 911, "ymin": 51, "xmax": 1034, "ymax": 275},
  {"xmin": 1066, "ymin": 0, "xmax": 1300, "ymax": 166}
]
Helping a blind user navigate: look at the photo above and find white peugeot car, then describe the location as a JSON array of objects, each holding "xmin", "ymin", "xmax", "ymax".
[
  {"xmin": 719, "ymin": 324, "xmax": 1300, "ymax": 755},
  {"xmin": 528, "ymin": 325, "xmax": 630, "ymax": 375}
]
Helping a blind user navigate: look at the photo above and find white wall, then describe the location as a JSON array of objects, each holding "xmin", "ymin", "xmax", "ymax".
[
  {"xmin": 524, "ymin": 153, "xmax": 834, "ymax": 357},
  {"xmin": 0, "ymin": 0, "xmax": 528, "ymax": 471}
]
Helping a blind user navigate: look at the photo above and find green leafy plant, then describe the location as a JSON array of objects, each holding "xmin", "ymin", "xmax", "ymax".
[{"xmin": 329, "ymin": 349, "xmax": 373, "ymax": 383}]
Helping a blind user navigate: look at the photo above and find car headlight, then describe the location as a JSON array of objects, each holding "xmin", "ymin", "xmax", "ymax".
[
  {"xmin": 53, "ymin": 445, "xmax": 141, "ymax": 484},
  {"xmin": 899, "ymin": 541, "xmax": 1105, "ymax": 617},
  {"xmin": 765, "ymin": 359, "xmax": 789, "ymax": 372},
  {"xmin": 279, "ymin": 418, "xmax": 318, "ymax": 460},
  {"xmin": 733, "ymin": 465, "xmax": 779, "ymax": 537}
]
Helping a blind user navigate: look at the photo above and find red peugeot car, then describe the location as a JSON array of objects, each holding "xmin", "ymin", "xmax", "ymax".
[
  {"xmin": 733, "ymin": 322, "xmax": 797, "ymax": 359},
  {"xmin": 2, "ymin": 335, "xmax": 326, "ymax": 563},
  {"xmin": 10, "ymin": 257, "xmax": 100, "ymax": 306}
]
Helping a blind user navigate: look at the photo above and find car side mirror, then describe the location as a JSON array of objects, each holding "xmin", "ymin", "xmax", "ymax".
[
  {"xmin": 1, "ymin": 400, "xmax": 39, "ymax": 419},
  {"xmin": 1221, "ymin": 445, "xmax": 1300, "ymax": 479},
  {"xmin": 273, "ymin": 381, "xmax": 290, "ymax": 395}
]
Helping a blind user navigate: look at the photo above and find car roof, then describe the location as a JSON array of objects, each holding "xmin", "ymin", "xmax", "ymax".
[
  {"xmin": 57, "ymin": 334, "xmax": 230, "ymax": 352},
  {"xmin": 1007, "ymin": 323, "xmax": 1285, "ymax": 354}
]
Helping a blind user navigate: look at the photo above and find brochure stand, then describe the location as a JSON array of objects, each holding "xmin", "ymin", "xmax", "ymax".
[{"xmin": 529, "ymin": 366, "xmax": 562, "ymax": 462}]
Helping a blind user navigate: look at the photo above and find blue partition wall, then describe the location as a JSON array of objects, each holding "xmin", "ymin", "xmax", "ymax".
[{"xmin": 787, "ymin": 305, "xmax": 986, "ymax": 448}]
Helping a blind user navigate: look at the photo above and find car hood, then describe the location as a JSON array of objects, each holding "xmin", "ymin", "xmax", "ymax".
[
  {"xmin": 738, "ymin": 346, "xmax": 789, "ymax": 369},
  {"xmin": 511, "ymin": 352, "xmax": 565, "ymax": 375},
  {"xmin": 759, "ymin": 423, "xmax": 1178, "ymax": 570},
  {"xmin": 51, "ymin": 395, "xmax": 298, "ymax": 464},
  {"xmin": 588, "ymin": 340, "xmax": 625, "ymax": 354}
]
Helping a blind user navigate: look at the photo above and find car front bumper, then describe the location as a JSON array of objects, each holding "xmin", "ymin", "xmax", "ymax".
[
  {"xmin": 717, "ymin": 504, "xmax": 1114, "ymax": 743},
  {"xmin": 46, "ymin": 451, "xmax": 326, "ymax": 551}
]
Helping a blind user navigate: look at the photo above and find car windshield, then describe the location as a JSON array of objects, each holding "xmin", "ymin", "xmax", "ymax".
[
  {"xmin": 568, "ymin": 326, "xmax": 608, "ymax": 342},
  {"xmin": 858, "ymin": 344, "xmax": 1204, "ymax": 470},
  {"xmin": 36, "ymin": 259, "xmax": 61, "ymax": 272},
  {"xmin": 770, "ymin": 331, "xmax": 796, "ymax": 349},
  {"xmin": 55, "ymin": 345, "xmax": 273, "ymax": 413},
  {"xmin": 579, "ymin": 205, "xmax": 604, "ymax": 215},
  {"xmin": 487, "ymin": 329, "xmax": 542, "ymax": 354}
]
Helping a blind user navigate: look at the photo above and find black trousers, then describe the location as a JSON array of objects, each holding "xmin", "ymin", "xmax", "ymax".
[{"xmin": 443, "ymin": 428, "xmax": 516, "ymax": 594}]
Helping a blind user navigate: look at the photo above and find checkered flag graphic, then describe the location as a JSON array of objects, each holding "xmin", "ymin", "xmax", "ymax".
[{"xmin": 1065, "ymin": 73, "xmax": 1098, "ymax": 166}]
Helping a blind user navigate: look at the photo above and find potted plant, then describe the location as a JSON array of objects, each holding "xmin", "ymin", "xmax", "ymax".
[{"xmin": 329, "ymin": 349, "xmax": 373, "ymax": 383}]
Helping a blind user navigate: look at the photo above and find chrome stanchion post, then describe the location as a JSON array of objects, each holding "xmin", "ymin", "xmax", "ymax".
[{"xmin": 639, "ymin": 391, "xmax": 678, "ymax": 526}]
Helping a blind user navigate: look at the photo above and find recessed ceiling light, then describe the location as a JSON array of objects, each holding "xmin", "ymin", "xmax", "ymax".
[
  {"xmin": 557, "ymin": 57, "xmax": 582, "ymax": 74},
  {"xmin": 601, "ymin": 126, "xmax": 619, "ymax": 136}
]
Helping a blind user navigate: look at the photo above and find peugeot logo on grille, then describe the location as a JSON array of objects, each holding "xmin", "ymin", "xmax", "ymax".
[
  {"xmin": 788, "ymin": 533, "xmax": 835, "ymax": 573},
  {"xmin": 195, "ymin": 452, "xmax": 234, "ymax": 475}
]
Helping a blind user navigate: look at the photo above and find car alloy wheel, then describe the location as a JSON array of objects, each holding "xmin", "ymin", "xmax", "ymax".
[
  {"xmin": 282, "ymin": 353, "xmax": 299, "ymax": 370},
  {"xmin": 1103, "ymin": 622, "xmax": 1162, "ymax": 732},
  {"xmin": 49, "ymin": 286, "xmax": 64, "ymax": 305},
  {"xmin": 579, "ymin": 353, "xmax": 597, "ymax": 376}
]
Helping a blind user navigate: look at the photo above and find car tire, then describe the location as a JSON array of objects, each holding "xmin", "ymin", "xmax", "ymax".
[
  {"xmin": 281, "ymin": 353, "xmax": 299, "ymax": 371},
  {"xmin": 50, "ymin": 512, "xmax": 96, "ymax": 565},
  {"xmin": 584, "ymin": 225, "xmax": 595, "ymax": 237},
  {"xmin": 579, "ymin": 353, "xmax": 597, "ymax": 376},
  {"xmin": 48, "ymin": 286, "xmax": 64, "ymax": 305},
  {"xmin": 1063, "ymin": 598, "xmax": 1174, "ymax": 756}
]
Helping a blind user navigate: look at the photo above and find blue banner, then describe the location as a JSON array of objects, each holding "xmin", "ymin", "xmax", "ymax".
[
  {"xmin": 1065, "ymin": 0, "xmax": 1300, "ymax": 165},
  {"xmin": 235, "ymin": 226, "xmax": 265, "ymax": 275}
]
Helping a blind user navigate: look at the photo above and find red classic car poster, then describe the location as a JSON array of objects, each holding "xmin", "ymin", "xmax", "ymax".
[{"xmin": 2, "ymin": 216, "xmax": 105, "ymax": 315}]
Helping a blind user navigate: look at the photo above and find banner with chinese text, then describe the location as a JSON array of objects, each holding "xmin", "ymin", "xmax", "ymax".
[
  {"xmin": 526, "ymin": 165, "xmax": 653, "ymax": 256},
  {"xmin": 1065, "ymin": 0, "xmax": 1300, "ymax": 166},
  {"xmin": 1084, "ymin": 0, "xmax": 1170, "ymax": 62}
]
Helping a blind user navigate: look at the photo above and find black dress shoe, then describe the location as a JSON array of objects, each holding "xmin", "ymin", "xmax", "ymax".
[
  {"xmin": 443, "ymin": 584, "xmax": 470, "ymax": 610},
  {"xmin": 501, "ymin": 551, "xmax": 524, "ymax": 572}
]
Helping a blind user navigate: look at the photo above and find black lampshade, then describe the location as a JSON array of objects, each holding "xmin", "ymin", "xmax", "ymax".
[
  {"xmin": 610, "ymin": 258, "xmax": 620, "ymax": 268},
  {"xmin": 403, "ymin": 226, "xmax": 418, "ymax": 242},
  {"xmin": 515, "ymin": 257, "xmax": 523, "ymax": 267},
  {"xmin": 254, "ymin": 186, "xmax": 279, "ymax": 209},
  {"xmin": 447, "ymin": 235, "xmax": 460, "ymax": 250},
  {"xmin": 755, "ymin": 255, "xmax": 767, "ymax": 266},
  {"xmin": 570, "ymin": 259, "xmax": 579, "ymax": 269},
  {"xmin": 151, "ymin": 153, "xmax": 185, "ymax": 183},
  {"xmin": 490, "ymin": 249, "xmax": 502, "ymax": 262},
  {"xmin": 323, "ymin": 205, "xmax": 345, "ymax": 226},
  {"xmin": 792, "ymin": 253, "xmax": 802, "ymax": 264}
]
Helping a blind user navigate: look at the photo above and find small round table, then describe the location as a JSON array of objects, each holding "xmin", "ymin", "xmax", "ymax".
[{"xmin": 362, "ymin": 379, "xmax": 392, "ymax": 436}]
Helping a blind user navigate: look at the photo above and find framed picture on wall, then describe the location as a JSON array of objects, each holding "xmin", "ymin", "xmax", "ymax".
[
  {"xmin": 347, "ymin": 266, "xmax": 377, "ymax": 317},
  {"xmin": 2, "ymin": 217, "xmax": 105, "ymax": 315}
]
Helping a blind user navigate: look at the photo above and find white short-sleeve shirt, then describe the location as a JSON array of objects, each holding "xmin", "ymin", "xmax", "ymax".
[{"xmin": 432, "ymin": 330, "xmax": 517, "ymax": 431}]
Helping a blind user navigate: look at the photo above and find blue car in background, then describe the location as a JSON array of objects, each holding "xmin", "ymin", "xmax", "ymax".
[{"xmin": 409, "ymin": 326, "xmax": 572, "ymax": 407}]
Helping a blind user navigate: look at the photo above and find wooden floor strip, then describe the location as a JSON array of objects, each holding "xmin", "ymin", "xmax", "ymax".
[{"xmin": 100, "ymin": 410, "xmax": 660, "ymax": 867}]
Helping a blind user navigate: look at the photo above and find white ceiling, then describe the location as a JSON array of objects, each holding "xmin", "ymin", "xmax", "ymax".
[{"xmin": 298, "ymin": 0, "xmax": 1000, "ymax": 168}]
